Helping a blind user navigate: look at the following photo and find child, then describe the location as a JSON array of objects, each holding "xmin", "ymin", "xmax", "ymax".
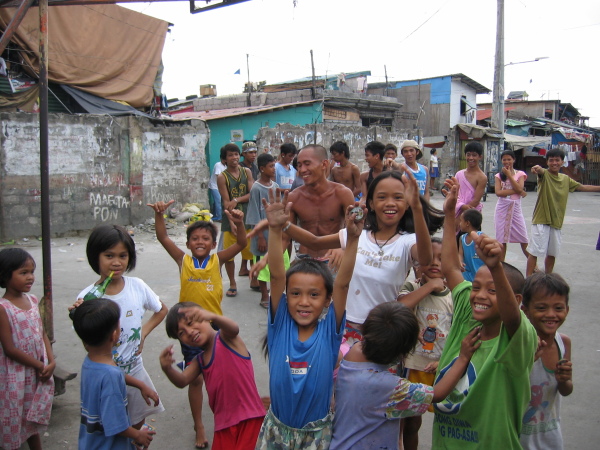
[
  {"xmin": 458, "ymin": 209, "xmax": 484, "ymax": 282},
  {"xmin": 159, "ymin": 303, "xmax": 266, "ymax": 450},
  {"xmin": 72, "ymin": 298, "xmax": 155, "ymax": 449},
  {"xmin": 429, "ymin": 148, "xmax": 439, "ymax": 192},
  {"xmin": 72, "ymin": 225, "xmax": 167, "ymax": 431},
  {"xmin": 0, "ymin": 248, "xmax": 55, "ymax": 450},
  {"xmin": 147, "ymin": 203, "xmax": 246, "ymax": 447},
  {"xmin": 454, "ymin": 141, "xmax": 487, "ymax": 220},
  {"xmin": 520, "ymin": 272, "xmax": 573, "ymax": 449},
  {"xmin": 432, "ymin": 178, "xmax": 537, "ymax": 449},
  {"xmin": 398, "ymin": 237, "xmax": 453, "ymax": 450},
  {"xmin": 526, "ymin": 148, "xmax": 600, "ymax": 275},
  {"xmin": 217, "ymin": 142, "xmax": 256, "ymax": 296},
  {"xmin": 246, "ymin": 153, "xmax": 284, "ymax": 308},
  {"xmin": 255, "ymin": 188, "xmax": 365, "ymax": 448},
  {"xmin": 330, "ymin": 302, "xmax": 480, "ymax": 450}
]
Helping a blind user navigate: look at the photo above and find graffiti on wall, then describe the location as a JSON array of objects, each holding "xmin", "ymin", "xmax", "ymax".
[{"xmin": 90, "ymin": 193, "xmax": 130, "ymax": 221}]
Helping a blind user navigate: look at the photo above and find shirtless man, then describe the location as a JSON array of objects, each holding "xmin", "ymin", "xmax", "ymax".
[
  {"xmin": 454, "ymin": 141, "xmax": 487, "ymax": 220},
  {"xmin": 359, "ymin": 141, "xmax": 386, "ymax": 200},
  {"xmin": 328, "ymin": 141, "xmax": 361, "ymax": 198},
  {"xmin": 289, "ymin": 144, "xmax": 355, "ymax": 270}
]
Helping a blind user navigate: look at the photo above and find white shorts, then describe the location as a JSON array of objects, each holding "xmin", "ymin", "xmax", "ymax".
[
  {"xmin": 527, "ymin": 224, "xmax": 562, "ymax": 258},
  {"xmin": 125, "ymin": 360, "xmax": 165, "ymax": 425}
]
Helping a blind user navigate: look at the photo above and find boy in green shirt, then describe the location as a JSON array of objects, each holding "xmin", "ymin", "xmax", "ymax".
[
  {"xmin": 433, "ymin": 178, "xmax": 537, "ymax": 449},
  {"xmin": 526, "ymin": 148, "xmax": 600, "ymax": 276}
]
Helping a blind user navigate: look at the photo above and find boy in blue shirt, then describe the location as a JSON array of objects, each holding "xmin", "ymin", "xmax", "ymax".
[{"xmin": 72, "ymin": 298, "xmax": 155, "ymax": 449}]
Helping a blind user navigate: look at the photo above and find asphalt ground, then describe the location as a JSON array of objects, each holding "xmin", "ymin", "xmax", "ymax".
[{"xmin": 9, "ymin": 189, "xmax": 600, "ymax": 449}]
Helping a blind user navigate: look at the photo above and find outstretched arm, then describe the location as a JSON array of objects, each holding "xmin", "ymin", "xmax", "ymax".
[
  {"xmin": 217, "ymin": 209, "xmax": 248, "ymax": 264},
  {"xmin": 441, "ymin": 178, "xmax": 465, "ymax": 291},
  {"xmin": 265, "ymin": 189, "xmax": 292, "ymax": 316},
  {"xmin": 472, "ymin": 232, "xmax": 521, "ymax": 337},
  {"xmin": 332, "ymin": 203, "xmax": 367, "ymax": 330},
  {"xmin": 147, "ymin": 200, "xmax": 185, "ymax": 267},
  {"xmin": 433, "ymin": 327, "xmax": 480, "ymax": 401},
  {"xmin": 403, "ymin": 164, "xmax": 432, "ymax": 268},
  {"xmin": 159, "ymin": 345, "xmax": 202, "ymax": 388}
]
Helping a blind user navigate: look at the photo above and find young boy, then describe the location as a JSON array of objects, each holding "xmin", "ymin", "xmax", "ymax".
[
  {"xmin": 275, "ymin": 143, "xmax": 297, "ymax": 189},
  {"xmin": 398, "ymin": 237, "xmax": 453, "ymax": 450},
  {"xmin": 217, "ymin": 143, "xmax": 255, "ymax": 295},
  {"xmin": 454, "ymin": 141, "xmax": 487, "ymax": 220},
  {"xmin": 147, "ymin": 201, "xmax": 247, "ymax": 448},
  {"xmin": 330, "ymin": 302, "xmax": 480, "ymax": 450},
  {"xmin": 159, "ymin": 303, "xmax": 266, "ymax": 450},
  {"xmin": 246, "ymin": 153, "xmax": 289, "ymax": 308},
  {"xmin": 520, "ymin": 272, "xmax": 573, "ymax": 449},
  {"xmin": 329, "ymin": 141, "xmax": 362, "ymax": 198},
  {"xmin": 359, "ymin": 141, "xmax": 386, "ymax": 200},
  {"xmin": 433, "ymin": 178, "xmax": 537, "ymax": 449},
  {"xmin": 72, "ymin": 298, "xmax": 155, "ymax": 449},
  {"xmin": 401, "ymin": 140, "xmax": 430, "ymax": 201},
  {"xmin": 526, "ymin": 148, "xmax": 600, "ymax": 276},
  {"xmin": 458, "ymin": 209, "xmax": 484, "ymax": 282}
]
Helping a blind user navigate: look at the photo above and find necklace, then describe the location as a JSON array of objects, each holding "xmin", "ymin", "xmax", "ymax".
[{"xmin": 374, "ymin": 231, "xmax": 397, "ymax": 256}]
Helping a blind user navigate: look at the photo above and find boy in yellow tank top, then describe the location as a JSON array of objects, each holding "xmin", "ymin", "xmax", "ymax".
[{"xmin": 147, "ymin": 200, "xmax": 247, "ymax": 449}]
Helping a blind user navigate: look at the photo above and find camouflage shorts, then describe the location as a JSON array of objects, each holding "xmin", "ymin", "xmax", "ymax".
[{"xmin": 255, "ymin": 408, "xmax": 333, "ymax": 450}]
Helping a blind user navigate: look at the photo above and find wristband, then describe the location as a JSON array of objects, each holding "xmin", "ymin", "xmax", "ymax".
[
  {"xmin": 282, "ymin": 222, "xmax": 291, "ymax": 233},
  {"xmin": 234, "ymin": 198, "xmax": 238, "ymax": 202}
]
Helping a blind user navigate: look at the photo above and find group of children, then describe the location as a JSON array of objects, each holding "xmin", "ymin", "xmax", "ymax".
[{"xmin": 0, "ymin": 145, "xmax": 578, "ymax": 450}]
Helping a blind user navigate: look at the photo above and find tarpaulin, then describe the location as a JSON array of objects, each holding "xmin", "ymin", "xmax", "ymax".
[
  {"xmin": 61, "ymin": 85, "xmax": 153, "ymax": 117},
  {"xmin": 0, "ymin": 5, "xmax": 168, "ymax": 108}
]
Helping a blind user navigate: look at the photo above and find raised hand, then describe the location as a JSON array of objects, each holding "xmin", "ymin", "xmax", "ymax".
[
  {"xmin": 262, "ymin": 188, "xmax": 291, "ymax": 229},
  {"xmin": 227, "ymin": 208, "xmax": 245, "ymax": 225},
  {"xmin": 147, "ymin": 200, "xmax": 175, "ymax": 214},
  {"xmin": 442, "ymin": 176, "xmax": 459, "ymax": 214},
  {"xmin": 400, "ymin": 164, "xmax": 421, "ymax": 209},
  {"xmin": 345, "ymin": 203, "xmax": 367, "ymax": 238},
  {"xmin": 472, "ymin": 232, "xmax": 503, "ymax": 270}
]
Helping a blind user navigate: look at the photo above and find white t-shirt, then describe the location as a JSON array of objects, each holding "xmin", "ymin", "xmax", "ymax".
[
  {"xmin": 77, "ymin": 276, "xmax": 162, "ymax": 374},
  {"xmin": 208, "ymin": 161, "xmax": 226, "ymax": 190},
  {"xmin": 339, "ymin": 229, "xmax": 416, "ymax": 324},
  {"xmin": 430, "ymin": 155, "xmax": 438, "ymax": 168}
]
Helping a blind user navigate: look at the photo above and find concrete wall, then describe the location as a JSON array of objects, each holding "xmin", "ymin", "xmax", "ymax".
[
  {"xmin": 0, "ymin": 112, "xmax": 209, "ymax": 240},
  {"xmin": 193, "ymin": 89, "xmax": 318, "ymax": 111},
  {"xmin": 256, "ymin": 123, "xmax": 421, "ymax": 172}
]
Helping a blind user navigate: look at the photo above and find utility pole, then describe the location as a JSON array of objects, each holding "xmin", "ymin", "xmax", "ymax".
[
  {"xmin": 246, "ymin": 53, "xmax": 251, "ymax": 107},
  {"xmin": 491, "ymin": 0, "xmax": 505, "ymax": 165},
  {"xmin": 384, "ymin": 65, "xmax": 389, "ymax": 96},
  {"xmin": 310, "ymin": 49, "xmax": 316, "ymax": 99}
]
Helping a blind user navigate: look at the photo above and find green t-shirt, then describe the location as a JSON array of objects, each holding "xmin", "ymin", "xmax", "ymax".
[
  {"xmin": 432, "ymin": 281, "xmax": 537, "ymax": 449},
  {"xmin": 532, "ymin": 170, "xmax": 580, "ymax": 229}
]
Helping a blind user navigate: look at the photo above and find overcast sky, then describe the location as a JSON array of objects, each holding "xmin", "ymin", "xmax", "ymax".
[{"xmin": 123, "ymin": 0, "xmax": 600, "ymax": 127}]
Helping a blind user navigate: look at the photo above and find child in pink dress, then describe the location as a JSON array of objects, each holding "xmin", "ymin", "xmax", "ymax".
[{"xmin": 0, "ymin": 248, "xmax": 55, "ymax": 450}]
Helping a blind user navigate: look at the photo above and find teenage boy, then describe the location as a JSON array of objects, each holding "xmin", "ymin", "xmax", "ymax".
[
  {"xmin": 275, "ymin": 143, "xmax": 297, "ymax": 189},
  {"xmin": 359, "ymin": 141, "xmax": 386, "ymax": 199},
  {"xmin": 329, "ymin": 141, "xmax": 361, "ymax": 198},
  {"xmin": 217, "ymin": 143, "xmax": 255, "ymax": 296},
  {"xmin": 401, "ymin": 140, "xmax": 430, "ymax": 201},
  {"xmin": 454, "ymin": 142, "xmax": 487, "ymax": 219},
  {"xmin": 433, "ymin": 177, "xmax": 537, "ymax": 449},
  {"xmin": 526, "ymin": 148, "xmax": 600, "ymax": 276},
  {"xmin": 72, "ymin": 298, "xmax": 156, "ymax": 449},
  {"xmin": 241, "ymin": 141, "xmax": 259, "ymax": 181}
]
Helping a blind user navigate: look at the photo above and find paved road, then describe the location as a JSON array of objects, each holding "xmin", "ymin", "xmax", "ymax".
[{"xmin": 12, "ymin": 190, "xmax": 600, "ymax": 449}]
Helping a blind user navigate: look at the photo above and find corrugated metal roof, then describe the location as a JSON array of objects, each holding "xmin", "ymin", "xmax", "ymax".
[
  {"xmin": 170, "ymin": 100, "xmax": 320, "ymax": 121},
  {"xmin": 476, "ymin": 107, "xmax": 515, "ymax": 121}
]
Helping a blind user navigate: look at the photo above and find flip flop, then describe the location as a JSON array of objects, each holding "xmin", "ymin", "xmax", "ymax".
[
  {"xmin": 260, "ymin": 300, "xmax": 269, "ymax": 309},
  {"xmin": 250, "ymin": 285, "xmax": 261, "ymax": 291},
  {"xmin": 195, "ymin": 442, "xmax": 209, "ymax": 449},
  {"xmin": 226, "ymin": 288, "xmax": 237, "ymax": 297}
]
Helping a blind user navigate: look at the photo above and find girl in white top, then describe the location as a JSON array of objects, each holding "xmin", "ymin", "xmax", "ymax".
[{"xmin": 276, "ymin": 168, "xmax": 444, "ymax": 342}]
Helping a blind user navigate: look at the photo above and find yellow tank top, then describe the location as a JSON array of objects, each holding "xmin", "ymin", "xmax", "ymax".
[{"xmin": 179, "ymin": 254, "xmax": 223, "ymax": 315}]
